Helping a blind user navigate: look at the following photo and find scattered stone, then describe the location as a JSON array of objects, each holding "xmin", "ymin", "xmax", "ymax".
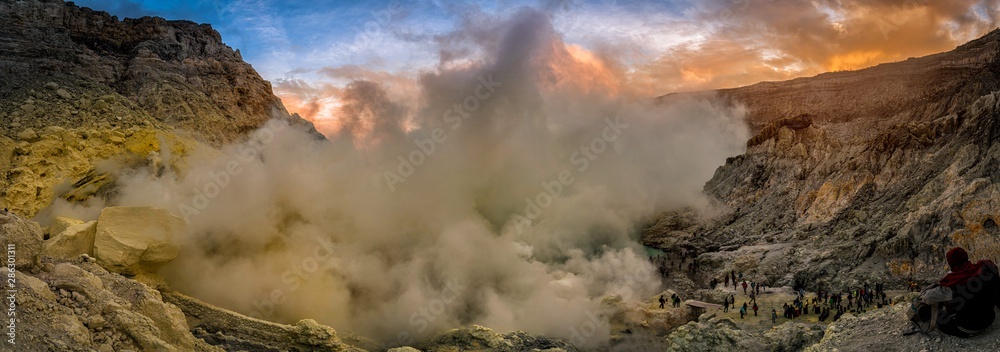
[
  {"xmin": 43, "ymin": 220, "xmax": 97, "ymax": 260},
  {"xmin": 92, "ymin": 100, "xmax": 109, "ymax": 111},
  {"xmin": 56, "ymin": 88, "xmax": 73, "ymax": 100},
  {"xmin": 20, "ymin": 102, "xmax": 36, "ymax": 114},
  {"xmin": 49, "ymin": 216, "xmax": 85, "ymax": 238},
  {"xmin": 42, "ymin": 126, "xmax": 66, "ymax": 136},
  {"xmin": 388, "ymin": 347, "xmax": 422, "ymax": 352},
  {"xmin": 294, "ymin": 319, "xmax": 341, "ymax": 347},
  {"xmin": 18, "ymin": 127, "xmax": 40, "ymax": 142}
]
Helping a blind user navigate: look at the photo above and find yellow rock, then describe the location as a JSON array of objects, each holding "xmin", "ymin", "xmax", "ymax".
[
  {"xmin": 49, "ymin": 216, "xmax": 85, "ymax": 238},
  {"xmin": 18, "ymin": 128, "xmax": 40, "ymax": 142},
  {"xmin": 94, "ymin": 206, "xmax": 185, "ymax": 276},
  {"xmin": 43, "ymin": 220, "xmax": 97, "ymax": 260}
]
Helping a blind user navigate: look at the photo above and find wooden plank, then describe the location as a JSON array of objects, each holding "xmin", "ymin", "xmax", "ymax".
[{"xmin": 684, "ymin": 300, "xmax": 722, "ymax": 309}]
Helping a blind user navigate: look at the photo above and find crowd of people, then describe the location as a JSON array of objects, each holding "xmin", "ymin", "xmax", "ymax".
[
  {"xmin": 774, "ymin": 283, "xmax": 890, "ymax": 322},
  {"xmin": 648, "ymin": 246, "xmax": 1000, "ymax": 338},
  {"xmin": 651, "ymin": 253, "xmax": 700, "ymax": 280},
  {"xmin": 649, "ymin": 252, "xmax": 902, "ymax": 322}
]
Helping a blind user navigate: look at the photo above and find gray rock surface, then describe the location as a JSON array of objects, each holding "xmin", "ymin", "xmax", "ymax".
[
  {"xmin": 0, "ymin": 0, "xmax": 318, "ymax": 145},
  {"xmin": 647, "ymin": 29, "xmax": 1000, "ymax": 291},
  {"xmin": 0, "ymin": 210, "xmax": 44, "ymax": 271}
]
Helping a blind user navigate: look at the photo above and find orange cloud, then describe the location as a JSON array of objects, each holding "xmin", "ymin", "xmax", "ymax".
[
  {"xmin": 276, "ymin": 0, "xmax": 1000, "ymax": 125},
  {"xmin": 632, "ymin": 0, "xmax": 1000, "ymax": 94}
]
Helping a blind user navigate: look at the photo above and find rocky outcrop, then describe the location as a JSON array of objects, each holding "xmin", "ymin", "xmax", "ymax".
[
  {"xmin": 0, "ymin": 122, "xmax": 204, "ymax": 218},
  {"xmin": 647, "ymin": 29, "xmax": 1000, "ymax": 291},
  {"xmin": 0, "ymin": 209, "xmax": 44, "ymax": 271},
  {"xmin": 0, "ymin": 212, "xmax": 213, "ymax": 351},
  {"xmin": 93, "ymin": 206, "xmax": 184, "ymax": 280},
  {"xmin": 804, "ymin": 300, "xmax": 1000, "ymax": 352},
  {"xmin": 657, "ymin": 314, "xmax": 824, "ymax": 352},
  {"xmin": 415, "ymin": 325, "xmax": 580, "ymax": 352},
  {"xmin": 163, "ymin": 291, "xmax": 365, "ymax": 352},
  {"xmin": 42, "ymin": 218, "xmax": 96, "ymax": 260},
  {"xmin": 0, "ymin": 0, "xmax": 317, "ymax": 146}
]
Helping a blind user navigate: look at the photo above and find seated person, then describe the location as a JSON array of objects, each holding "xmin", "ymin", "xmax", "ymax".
[{"xmin": 912, "ymin": 247, "xmax": 1000, "ymax": 337}]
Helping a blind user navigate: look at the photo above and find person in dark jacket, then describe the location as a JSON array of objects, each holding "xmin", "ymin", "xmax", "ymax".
[{"xmin": 913, "ymin": 247, "xmax": 1000, "ymax": 337}]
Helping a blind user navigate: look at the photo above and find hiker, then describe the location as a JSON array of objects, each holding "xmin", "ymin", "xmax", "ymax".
[
  {"xmin": 910, "ymin": 247, "xmax": 1000, "ymax": 337},
  {"xmin": 752, "ymin": 302, "xmax": 758, "ymax": 316},
  {"xmin": 730, "ymin": 294, "xmax": 736, "ymax": 309},
  {"xmin": 723, "ymin": 296, "xmax": 730, "ymax": 312},
  {"xmin": 742, "ymin": 281, "xmax": 748, "ymax": 295},
  {"xmin": 671, "ymin": 293, "xmax": 681, "ymax": 308},
  {"xmin": 740, "ymin": 303, "xmax": 747, "ymax": 319},
  {"xmin": 659, "ymin": 295, "xmax": 666, "ymax": 309},
  {"xmin": 725, "ymin": 275, "xmax": 730, "ymax": 287},
  {"xmin": 771, "ymin": 309, "xmax": 777, "ymax": 323}
]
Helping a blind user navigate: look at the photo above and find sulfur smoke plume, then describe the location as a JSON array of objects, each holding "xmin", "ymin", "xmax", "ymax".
[{"xmin": 47, "ymin": 8, "xmax": 749, "ymax": 347}]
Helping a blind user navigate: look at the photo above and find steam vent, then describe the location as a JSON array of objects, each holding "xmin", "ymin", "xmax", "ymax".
[{"xmin": 2, "ymin": 0, "xmax": 999, "ymax": 351}]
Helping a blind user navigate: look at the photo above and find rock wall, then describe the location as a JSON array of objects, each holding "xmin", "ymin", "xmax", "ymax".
[
  {"xmin": 647, "ymin": 29, "xmax": 1000, "ymax": 290},
  {"xmin": 0, "ymin": 0, "xmax": 318, "ymax": 146}
]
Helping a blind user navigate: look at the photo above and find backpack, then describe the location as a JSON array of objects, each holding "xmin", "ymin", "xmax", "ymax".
[{"xmin": 907, "ymin": 284, "xmax": 953, "ymax": 335}]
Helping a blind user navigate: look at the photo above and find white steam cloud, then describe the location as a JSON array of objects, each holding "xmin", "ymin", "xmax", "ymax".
[{"xmin": 45, "ymin": 8, "xmax": 749, "ymax": 347}]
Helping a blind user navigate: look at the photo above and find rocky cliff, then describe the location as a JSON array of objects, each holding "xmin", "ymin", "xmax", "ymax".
[
  {"xmin": 0, "ymin": 0, "xmax": 324, "ymax": 217},
  {"xmin": 648, "ymin": 29, "xmax": 1000, "ymax": 290},
  {"xmin": 0, "ymin": 0, "xmax": 315, "ymax": 145},
  {"xmin": 0, "ymin": 2, "xmax": 585, "ymax": 352}
]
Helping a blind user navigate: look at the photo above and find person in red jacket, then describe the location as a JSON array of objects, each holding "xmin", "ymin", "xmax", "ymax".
[{"xmin": 911, "ymin": 247, "xmax": 1000, "ymax": 337}]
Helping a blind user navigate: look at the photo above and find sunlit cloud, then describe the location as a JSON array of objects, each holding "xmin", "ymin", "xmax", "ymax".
[{"xmin": 80, "ymin": 0, "xmax": 1000, "ymax": 130}]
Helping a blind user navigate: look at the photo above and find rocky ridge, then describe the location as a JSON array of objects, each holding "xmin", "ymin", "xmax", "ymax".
[
  {"xmin": 0, "ymin": 0, "xmax": 317, "ymax": 146},
  {"xmin": 648, "ymin": 29, "xmax": 1000, "ymax": 291}
]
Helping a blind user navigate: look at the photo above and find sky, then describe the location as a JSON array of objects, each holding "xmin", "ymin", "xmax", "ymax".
[{"xmin": 72, "ymin": 0, "xmax": 1000, "ymax": 134}]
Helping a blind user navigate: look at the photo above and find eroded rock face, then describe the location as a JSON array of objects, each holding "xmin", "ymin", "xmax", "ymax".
[
  {"xmin": 416, "ymin": 325, "xmax": 581, "ymax": 352},
  {"xmin": 0, "ymin": 210, "xmax": 44, "ymax": 271},
  {"xmin": 42, "ymin": 219, "xmax": 97, "ymax": 260},
  {"xmin": 646, "ymin": 29, "xmax": 1000, "ymax": 290},
  {"xmin": 0, "ymin": 0, "xmax": 318, "ymax": 146},
  {"xmin": 93, "ymin": 206, "xmax": 184, "ymax": 277},
  {"xmin": 161, "ymin": 291, "xmax": 365, "ymax": 352},
  {"xmin": 14, "ymin": 257, "xmax": 214, "ymax": 352}
]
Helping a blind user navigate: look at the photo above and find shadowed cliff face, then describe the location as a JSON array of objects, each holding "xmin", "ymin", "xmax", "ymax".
[
  {"xmin": 0, "ymin": 0, "xmax": 324, "ymax": 217},
  {"xmin": 0, "ymin": 0, "xmax": 317, "ymax": 145},
  {"xmin": 647, "ymin": 29, "xmax": 1000, "ymax": 289}
]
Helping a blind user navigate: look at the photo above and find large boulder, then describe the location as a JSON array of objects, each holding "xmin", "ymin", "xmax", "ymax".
[
  {"xmin": 48, "ymin": 216, "xmax": 85, "ymax": 239},
  {"xmin": 0, "ymin": 210, "xmax": 44, "ymax": 271},
  {"xmin": 93, "ymin": 206, "xmax": 184, "ymax": 277},
  {"xmin": 19, "ymin": 260, "xmax": 208, "ymax": 351},
  {"xmin": 42, "ymin": 219, "xmax": 97, "ymax": 260}
]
